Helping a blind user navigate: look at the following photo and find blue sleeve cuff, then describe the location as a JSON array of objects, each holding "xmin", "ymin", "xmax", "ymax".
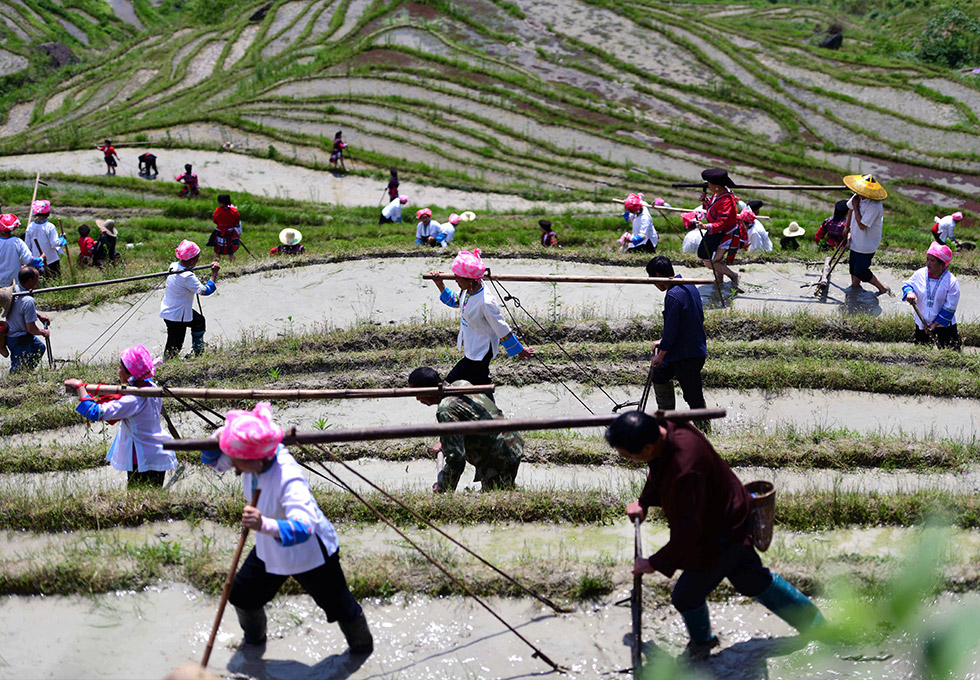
[
  {"xmin": 201, "ymin": 280, "xmax": 216, "ymax": 295},
  {"xmin": 622, "ymin": 212, "xmax": 630, "ymax": 222},
  {"xmin": 501, "ymin": 333, "xmax": 524, "ymax": 357},
  {"xmin": 30, "ymin": 257, "xmax": 43, "ymax": 268},
  {"xmin": 935, "ymin": 308, "xmax": 955, "ymax": 327},
  {"xmin": 276, "ymin": 519, "xmax": 312, "ymax": 546},
  {"xmin": 416, "ymin": 238, "xmax": 424, "ymax": 244},
  {"xmin": 76, "ymin": 399, "xmax": 102, "ymax": 422},
  {"xmin": 439, "ymin": 288, "xmax": 459, "ymax": 308},
  {"xmin": 901, "ymin": 284, "xmax": 914, "ymax": 301},
  {"xmin": 435, "ymin": 233, "xmax": 447, "ymax": 243},
  {"xmin": 201, "ymin": 449, "xmax": 222, "ymax": 466},
  {"xmin": 631, "ymin": 234, "xmax": 644, "ymax": 245}
]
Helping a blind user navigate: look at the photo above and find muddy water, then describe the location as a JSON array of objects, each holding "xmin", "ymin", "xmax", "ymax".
[
  {"xmin": 0, "ymin": 149, "xmax": 605, "ymax": 213},
  {"xmin": 0, "ymin": 584, "xmax": 975, "ymax": 679},
  {"xmin": 36, "ymin": 256, "xmax": 980, "ymax": 363},
  {"xmin": 107, "ymin": 0, "xmax": 143, "ymax": 30}
]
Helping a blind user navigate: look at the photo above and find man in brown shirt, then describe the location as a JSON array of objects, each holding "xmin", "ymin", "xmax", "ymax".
[{"xmin": 606, "ymin": 411, "xmax": 824, "ymax": 659}]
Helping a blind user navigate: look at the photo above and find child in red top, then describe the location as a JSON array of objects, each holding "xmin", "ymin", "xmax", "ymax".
[
  {"xmin": 212, "ymin": 193, "xmax": 242, "ymax": 261},
  {"xmin": 98, "ymin": 139, "xmax": 119, "ymax": 176},
  {"xmin": 77, "ymin": 224, "xmax": 96, "ymax": 265},
  {"xmin": 176, "ymin": 164, "xmax": 199, "ymax": 198}
]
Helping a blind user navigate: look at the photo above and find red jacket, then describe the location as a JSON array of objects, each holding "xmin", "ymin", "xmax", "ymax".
[
  {"xmin": 639, "ymin": 421, "xmax": 752, "ymax": 577},
  {"xmin": 702, "ymin": 191, "xmax": 738, "ymax": 236},
  {"xmin": 212, "ymin": 205, "xmax": 241, "ymax": 234}
]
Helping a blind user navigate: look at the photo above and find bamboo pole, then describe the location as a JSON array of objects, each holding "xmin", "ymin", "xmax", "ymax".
[
  {"xmin": 613, "ymin": 199, "xmax": 770, "ymax": 220},
  {"xmin": 423, "ymin": 272, "xmax": 717, "ymax": 285},
  {"xmin": 165, "ymin": 409, "xmax": 727, "ymax": 450},
  {"xmin": 632, "ymin": 516, "xmax": 644, "ymax": 676},
  {"xmin": 671, "ymin": 182, "xmax": 844, "ymax": 191},
  {"xmin": 64, "ymin": 382, "xmax": 496, "ymax": 401},
  {"xmin": 202, "ymin": 488, "xmax": 260, "ymax": 668},
  {"xmin": 14, "ymin": 265, "xmax": 211, "ymax": 297}
]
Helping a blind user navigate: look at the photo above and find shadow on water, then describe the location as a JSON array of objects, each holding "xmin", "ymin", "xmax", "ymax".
[
  {"xmin": 228, "ymin": 643, "xmax": 369, "ymax": 680},
  {"xmin": 839, "ymin": 285, "xmax": 883, "ymax": 317},
  {"xmin": 637, "ymin": 635, "xmax": 808, "ymax": 680}
]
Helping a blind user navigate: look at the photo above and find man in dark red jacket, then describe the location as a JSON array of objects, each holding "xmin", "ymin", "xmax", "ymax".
[{"xmin": 607, "ymin": 411, "xmax": 824, "ymax": 659}]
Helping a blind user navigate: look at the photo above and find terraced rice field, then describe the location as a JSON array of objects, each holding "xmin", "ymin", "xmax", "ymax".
[{"xmin": 2, "ymin": 0, "xmax": 980, "ymax": 678}]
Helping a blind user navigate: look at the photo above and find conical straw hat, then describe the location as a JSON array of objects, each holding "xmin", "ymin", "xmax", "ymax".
[{"xmin": 843, "ymin": 173, "xmax": 887, "ymax": 200}]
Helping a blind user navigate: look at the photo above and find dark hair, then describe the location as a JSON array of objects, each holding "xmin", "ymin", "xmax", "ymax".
[
  {"xmin": 747, "ymin": 200, "xmax": 764, "ymax": 212},
  {"xmin": 18, "ymin": 266, "xmax": 38, "ymax": 286},
  {"xmin": 335, "ymin": 131, "xmax": 343, "ymax": 139},
  {"xmin": 408, "ymin": 366, "xmax": 442, "ymax": 387},
  {"xmin": 605, "ymin": 411, "xmax": 661, "ymax": 453},
  {"xmin": 390, "ymin": 168, "xmax": 398, "ymax": 177},
  {"xmin": 646, "ymin": 255, "xmax": 674, "ymax": 278},
  {"xmin": 217, "ymin": 194, "xmax": 231, "ymax": 205},
  {"xmin": 104, "ymin": 139, "xmax": 111, "ymax": 144},
  {"xmin": 184, "ymin": 164, "xmax": 192, "ymax": 171},
  {"xmin": 833, "ymin": 199, "xmax": 849, "ymax": 221},
  {"xmin": 78, "ymin": 224, "xmax": 90, "ymax": 237},
  {"xmin": 538, "ymin": 219, "xmax": 552, "ymax": 230}
]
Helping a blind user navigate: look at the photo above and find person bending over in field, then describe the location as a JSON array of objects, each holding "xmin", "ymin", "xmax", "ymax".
[{"xmin": 409, "ymin": 366, "xmax": 522, "ymax": 492}]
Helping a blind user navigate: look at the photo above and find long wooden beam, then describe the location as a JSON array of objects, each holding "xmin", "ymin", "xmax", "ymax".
[
  {"xmin": 672, "ymin": 182, "xmax": 844, "ymax": 191},
  {"xmin": 423, "ymin": 272, "xmax": 716, "ymax": 285},
  {"xmin": 64, "ymin": 382, "xmax": 495, "ymax": 401},
  {"xmin": 15, "ymin": 265, "xmax": 211, "ymax": 297},
  {"xmin": 613, "ymin": 199, "xmax": 770, "ymax": 219},
  {"xmin": 165, "ymin": 408, "xmax": 727, "ymax": 450}
]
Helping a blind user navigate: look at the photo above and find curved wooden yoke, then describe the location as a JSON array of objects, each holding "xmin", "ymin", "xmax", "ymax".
[{"xmin": 422, "ymin": 272, "xmax": 717, "ymax": 285}]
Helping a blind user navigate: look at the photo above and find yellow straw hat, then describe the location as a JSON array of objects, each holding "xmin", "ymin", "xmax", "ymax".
[{"xmin": 843, "ymin": 173, "xmax": 887, "ymax": 200}]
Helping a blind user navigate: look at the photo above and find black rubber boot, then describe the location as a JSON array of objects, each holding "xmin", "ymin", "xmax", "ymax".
[
  {"xmin": 338, "ymin": 611, "xmax": 373, "ymax": 655},
  {"xmin": 234, "ymin": 606, "xmax": 267, "ymax": 645}
]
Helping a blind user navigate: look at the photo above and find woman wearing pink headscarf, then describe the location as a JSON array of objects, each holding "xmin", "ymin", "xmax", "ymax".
[
  {"xmin": 66, "ymin": 345, "xmax": 175, "ymax": 488},
  {"xmin": 159, "ymin": 240, "xmax": 220, "ymax": 359},
  {"xmin": 200, "ymin": 403, "xmax": 373, "ymax": 655},
  {"xmin": 901, "ymin": 242, "xmax": 961, "ymax": 350},
  {"xmin": 426, "ymin": 249, "xmax": 534, "ymax": 386}
]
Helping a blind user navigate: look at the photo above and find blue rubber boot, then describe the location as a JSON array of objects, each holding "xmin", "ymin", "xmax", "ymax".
[
  {"xmin": 755, "ymin": 573, "xmax": 825, "ymax": 633},
  {"xmin": 679, "ymin": 603, "xmax": 719, "ymax": 659},
  {"xmin": 191, "ymin": 331, "xmax": 206, "ymax": 356}
]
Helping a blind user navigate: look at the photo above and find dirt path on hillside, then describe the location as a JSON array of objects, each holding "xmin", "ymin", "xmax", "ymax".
[{"xmin": 33, "ymin": 258, "xmax": 980, "ymax": 365}]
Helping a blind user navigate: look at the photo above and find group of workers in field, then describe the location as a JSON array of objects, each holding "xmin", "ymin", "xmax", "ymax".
[{"xmin": 2, "ymin": 151, "xmax": 970, "ymax": 669}]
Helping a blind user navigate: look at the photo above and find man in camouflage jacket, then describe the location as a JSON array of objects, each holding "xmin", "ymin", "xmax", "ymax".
[{"xmin": 408, "ymin": 367, "xmax": 522, "ymax": 492}]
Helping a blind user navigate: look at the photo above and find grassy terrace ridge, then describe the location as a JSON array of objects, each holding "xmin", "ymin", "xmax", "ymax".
[
  {"xmin": 7, "ymin": 425, "xmax": 978, "ymax": 473},
  {"xmin": 3, "ymin": 486, "xmax": 980, "ymax": 533}
]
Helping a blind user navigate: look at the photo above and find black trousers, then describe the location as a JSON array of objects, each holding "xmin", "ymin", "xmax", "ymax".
[
  {"xmin": 379, "ymin": 215, "xmax": 393, "ymax": 225},
  {"xmin": 652, "ymin": 356, "xmax": 707, "ymax": 409},
  {"xmin": 41, "ymin": 259, "xmax": 61, "ymax": 278},
  {"xmin": 164, "ymin": 310, "xmax": 205, "ymax": 358},
  {"xmin": 229, "ymin": 542, "xmax": 362, "ymax": 624},
  {"xmin": 446, "ymin": 347, "xmax": 494, "ymax": 386},
  {"xmin": 671, "ymin": 540, "xmax": 773, "ymax": 612},
  {"xmin": 914, "ymin": 324, "xmax": 962, "ymax": 351}
]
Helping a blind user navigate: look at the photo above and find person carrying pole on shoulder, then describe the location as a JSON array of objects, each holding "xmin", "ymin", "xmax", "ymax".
[
  {"xmin": 176, "ymin": 164, "xmax": 200, "ymax": 198},
  {"xmin": 159, "ymin": 240, "xmax": 219, "ymax": 359},
  {"xmin": 25, "ymin": 200, "xmax": 62, "ymax": 278},
  {"xmin": 408, "ymin": 366, "xmax": 522, "ymax": 493},
  {"xmin": 646, "ymin": 256, "xmax": 709, "ymax": 433},
  {"xmin": 618, "ymin": 193, "xmax": 658, "ymax": 253},
  {"xmin": 607, "ymin": 411, "xmax": 826, "ymax": 661},
  {"xmin": 199, "ymin": 402, "xmax": 373, "ymax": 655},
  {"xmin": 691, "ymin": 168, "xmax": 742, "ymax": 293},
  {"xmin": 842, "ymin": 173, "xmax": 891, "ymax": 296},
  {"xmin": 212, "ymin": 194, "xmax": 242, "ymax": 262},
  {"xmin": 4, "ymin": 266, "xmax": 49, "ymax": 372},
  {"xmin": 426, "ymin": 248, "xmax": 534, "ymax": 387},
  {"xmin": 0, "ymin": 213, "xmax": 43, "ymax": 285},
  {"xmin": 98, "ymin": 139, "xmax": 119, "ymax": 176},
  {"xmin": 66, "ymin": 345, "xmax": 176, "ymax": 488},
  {"xmin": 902, "ymin": 242, "xmax": 961, "ymax": 351}
]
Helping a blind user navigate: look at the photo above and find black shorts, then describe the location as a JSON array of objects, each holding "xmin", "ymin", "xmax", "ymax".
[
  {"xmin": 697, "ymin": 233, "xmax": 723, "ymax": 260},
  {"xmin": 848, "ymin": 250, "xmax": 875, "ymax": 282}
]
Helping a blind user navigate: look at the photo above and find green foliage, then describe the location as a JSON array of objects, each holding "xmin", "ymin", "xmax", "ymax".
[{"xmin": 917, "ymin": 5, "xmax": 980, "ymax": 67}]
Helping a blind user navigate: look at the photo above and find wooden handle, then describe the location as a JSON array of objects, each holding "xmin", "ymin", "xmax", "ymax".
[
  {"xmin": 631, "ymin": 516, "xmax": 644, "ymax": 674},
  {"xmin": 422, "ymin": 272, "xmax": 717, "ymax": 285},
  {"xmin": 202, "ymin": 488, "xmax": 261, "ymax": 668}
]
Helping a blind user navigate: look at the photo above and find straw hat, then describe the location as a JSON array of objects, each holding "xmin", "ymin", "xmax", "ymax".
[
  {"xmin": 278, "ymin": 228, "xmax": 302, "ymax": 246},
  {"xmin": 843, "ymin": 173, "xmax": 887, "ymax": 200},
  {"xmin": 783, "ymin": 222, "xmax": 805, "ymax": 238},
  {"xmin": 96, "ymin": 218, "xmax": 117, "ymax": 237},
  {"xmin": 460, "ymin": 211, "xmax": 477, "ymax": 222}
]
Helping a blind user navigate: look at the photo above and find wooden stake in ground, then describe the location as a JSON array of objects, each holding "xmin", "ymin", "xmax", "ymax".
[
  {"xmin": 42, "ymin": 320, "xmax": 53, "ymax": 368},
  {"xmin": 202, "ymin": 488, "xmax": 260, "ymax": 669},
  {"xmin": 632, "ymin": 516, "xmax": 644, "ymax": 677},
  {"xmin": 63, "ymin": 382, "xmax": 497, "ymax": 401},
  {"xmin": 805, "ymin": 238, "xmax": 847, "ymax": 297},
  {"xmin": 423, "ymin": 272, "xmax": 716, "ymax": 285}
]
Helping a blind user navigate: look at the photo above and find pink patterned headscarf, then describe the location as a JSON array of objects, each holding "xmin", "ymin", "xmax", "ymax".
[
  {"xmin": 416, "ymin": 208, "xmax": 432, "ymax": 219},
  {"xmin": 952, "ymin": 211, "xmax": 963, "ymax": 221},
  {"xmin": 681, "ymin": 211, "xmax": 699, "ymax": 229},
  {"xmin": 399, "ymin": 196, "xmax": 409, "ymax": 204},
  {"xmin": 623, "ymin": 193, "xmax": 644, "ymax": 212},
  {"xmin": 451, "ymin": 248, "xmax": 486, "ymax": 279},
  {"xmin": 175, "ymin": 239, "xmax": 200, "ymax": 261},
  {"xmin": 32, "ymin": 200, "xmax": 50, "ymax": 216},
  {"xmin": 218, "ymin": 402, "xmax": 284, "ymax": 460},
  {"xmin": 738, "ymin": 208, "xmax": 756, "ymax": 223},
  {"xmin": 0, "ymin": 213, "xmax": 19, "ymax": 232},
  {"xmin": 120, "ymin": 344, "xmax": 162, "ymax": 381},
  {"xmin": 927, "ymin": 241, "xmax": 953, "ymax": 266},
  {"xmin": 654, "ymin": 198, "xmax": 665, "ymax": 207},
  {"xmin": 448, "ymin": 213, "xmax": 461, "ymax": 226}
]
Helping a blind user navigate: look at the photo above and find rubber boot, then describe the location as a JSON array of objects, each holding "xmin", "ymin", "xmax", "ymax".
[
  {"xmin": 234, "ymin": 606, "xmax": 267, "ymax": 645},
  {"xmin": 653, "ymin": 382, "xmax": 676, "ymax": 411},
  {"xmin": 338, "ymin": 610, "xmax": 373, "ymax": 655},
  {"xmin": 679, "ymin": 604, "xmax": 719, "ymax": 660},
  {"xmin": 754, "ymin": 573, "xmax": 825, "ymax": 634},
  {"xmin": 191, "ymin": 331, "xmax": 206, "ymax": 356}
]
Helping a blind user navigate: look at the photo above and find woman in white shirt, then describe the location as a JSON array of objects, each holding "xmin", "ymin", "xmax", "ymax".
[
  {"xmin": 427, "ymin": 249, "xmax": 534, "ymax": 386},
  {"xmin": 842, "ymin": 174, "xmax": 891, "ymax": 295}
]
